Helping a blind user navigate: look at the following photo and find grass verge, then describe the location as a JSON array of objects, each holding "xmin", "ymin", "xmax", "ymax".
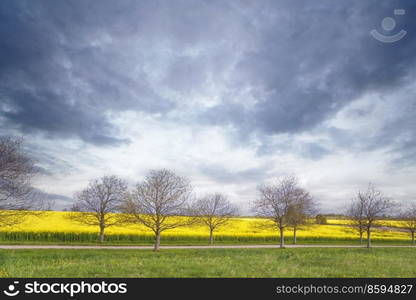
[
  {"xmin": 0, "ymin": 248, "xmax": 415, "ymax": 277},
  {"xmin": 0, "ymin": 239, "xmax": 413, "ymax": 246}
]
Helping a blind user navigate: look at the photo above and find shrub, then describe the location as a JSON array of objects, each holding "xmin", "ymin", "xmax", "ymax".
[{"xmin": 316, "ymin": 214, "xmax": 328, "ymax": 225}]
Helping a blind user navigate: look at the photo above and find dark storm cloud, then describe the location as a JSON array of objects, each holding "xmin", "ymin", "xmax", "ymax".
[
  {"xmin": 320, "ymin": 88, "xmax": 416, "ymax": 167},
  {"xmin": 203, "ymin": 0, "xmax": 416, "ymax": 138},
  {"xmin": 2, "ymin": 89, "xmax": 128, "ymax": 145},
  {"xmin": 0, "ymin": 0, "xmax": 175, "ymax": 145},
  {"xmin": 1, "ymin": 0, "xmax": 416, "ymax": 165},
  {"xmin": 371, "ymin": 97, "xmax": 416, "ymax": 167},
  {"xmin": 0, "ymin": 0, "xmax": 251, "ymax": 145},
  {"xmin": 194, "ymin": 0, "xmax": 416, "ymax": 166}
]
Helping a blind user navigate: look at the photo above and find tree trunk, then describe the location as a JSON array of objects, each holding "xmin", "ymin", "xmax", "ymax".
[
  {"xmin": 209, "ymin": 227, "xmax": 214, "ymax": 245},
  {"xmin": 154, "ymin": 230, "xmax": 161, "ymax": 252},
  {"xmin": 366, "ymin": 227, "xmax": 371, "ymax": 248},
  {"xmin": 99, "ymin": 226, "xmax": 105, "ymax": 243},
  {"xmin": 279, "ymin": 227, "xmax": 285, "ymax": 248},
  {"xmin": 293, "ymin": 227, "xmax": 297, "ymax": 244},
  {"xmin": 359, "ymin": 230, "xmax": 363, "ymax": 244}
]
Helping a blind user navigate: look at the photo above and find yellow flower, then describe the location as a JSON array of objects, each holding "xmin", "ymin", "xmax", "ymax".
[{"xmin": 0, "ymin": 211, "xmax": 409, "ymax": 243}]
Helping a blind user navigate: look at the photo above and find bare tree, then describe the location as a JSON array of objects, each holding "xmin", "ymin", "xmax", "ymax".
[
  {"xmin": 286, "ymin": 195, "xmax": 316, "ymax": 244},
  {"xmin": 349, "ymin": 184, "xmax": 394, "ymax": 248},
  {"xmin": 400, "ymin": 202, "xmax": 416, "ymax": 245},
  {"xmin": 347, "ymin": 199, "xmax": 366, "ymax": 244},
  {"xmin": 253, "ymin": 175, "xmax": 312, "ymax": 248},
  {"xmin": 67, "ymin": 175, "xmax": 127, "ymax": 243},
  {"xmin": 193, "ymin": 193, "xmax": 238, "ymax": 245},
  {"xmin": 0, "ymin": 136, "xmax": 43, "ymax": 227},
  {"xmin": 122, "ymin": 169, "xmax": 194, "ymax": 251}
]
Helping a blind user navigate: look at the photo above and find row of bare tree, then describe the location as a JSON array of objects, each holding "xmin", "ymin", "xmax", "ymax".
[
  {"xmin": 255, "ymin": 178, "xmax": 416, "ymax": 249},
  {"xmin": 347, "ymin": 184, "xmax": 416, "ymax": 247},
  {"xmin": 1, "ymin": 136, "xmax": 416, "ymax": 251},
  {"xmin": 68, "ymin": 171, "xmax": 320, "ymax": 250},
  {"xmin": 68, "ymin": 170, "xmax": 239, "ymax": 251}
]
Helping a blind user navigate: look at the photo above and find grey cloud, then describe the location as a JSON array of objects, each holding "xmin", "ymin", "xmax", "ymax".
[
  {"xmin": 300, "ymin": 143, "xmax": 331, "ymax": 160},
  {"xmin": 162, "ymin": 55, "xmax": 210, "ymax": 94},
  {"xmin": 1, "ymin": 0, "xmax": 416, "ymax": 169},
  {"xmin": 0, "ymin": 0, "xmax": 258, "ymax": 145},
  {"xmin": 254, "ymin": 135, "xmax": 332, "ymax": 161},
  {"xmin": 0, "ymin": 0, "xmax": 176, "ymax": 145},
  {"xmin": 27, "ymin": 145, "xmax": 80, "ymax": 176},
  {"xmin": 375, "ymin": 100, "xmax": 416, "ymax": 167},
  {"xmin": 2, "ymin": 89, "xmax": 129, "ymax": 145},
  {"xmin": 326, "ymin": 88, "xmax": 416, "ymax": 167},
  {"xmin": 199, "ymin": 163, "xmax": 273, "ymax": 185},
  {"xmin": 33, "ymin": 188, "xmax": 73, "ymax": 210},
  {"xmin": 200, "ymin": 0, "xmax": 416, "ymax": 141}
]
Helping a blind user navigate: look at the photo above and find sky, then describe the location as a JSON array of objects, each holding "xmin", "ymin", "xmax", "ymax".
[{"xmin": 1, "ymin": 0, "xmax": 416, "ymax": 213}]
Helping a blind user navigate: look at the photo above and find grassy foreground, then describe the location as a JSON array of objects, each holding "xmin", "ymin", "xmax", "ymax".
[{"xmin": 0, "ymin": 248, "xmax": 415, "ymax": 277}]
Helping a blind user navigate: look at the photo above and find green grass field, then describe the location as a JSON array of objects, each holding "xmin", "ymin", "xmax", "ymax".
[
  {"xmin": 0, "ymin": 239, "xmax": 413, "ymax": 246},
  {"xmin": 0, "ymin": 248, "xmax": 415, "ymax": 277}
]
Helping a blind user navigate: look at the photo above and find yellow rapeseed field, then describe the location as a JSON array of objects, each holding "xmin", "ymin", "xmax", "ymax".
[
  {"xmin": 0, "ymin": 211, "xmax": 411, "ymax": 243},
  {"xmin": 326, "ymin": 219, "xmax": 407, "ymax": 227}
]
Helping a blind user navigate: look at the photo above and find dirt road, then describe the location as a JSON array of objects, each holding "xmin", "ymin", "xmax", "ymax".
[{"xmin": 0, "ymin": 244, "xmax": 414, "ymax": 250}]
